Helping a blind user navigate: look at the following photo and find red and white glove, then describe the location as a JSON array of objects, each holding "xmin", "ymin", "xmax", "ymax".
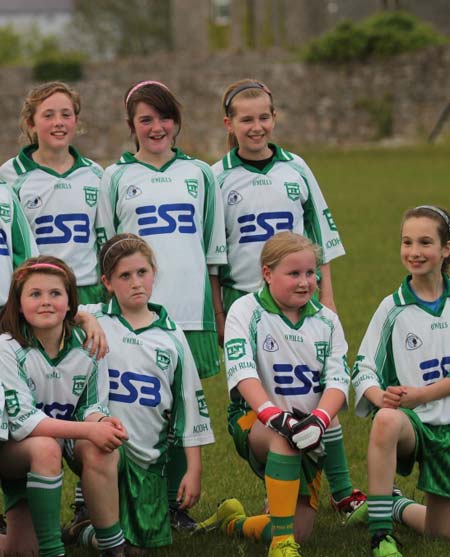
[
  {"xmin": 291, "ymin": 407, "xmax": 331, "ymax": 452},
  {"xmin": 257, "ymin": 402, "xmax": 300, "ymax": 448}
]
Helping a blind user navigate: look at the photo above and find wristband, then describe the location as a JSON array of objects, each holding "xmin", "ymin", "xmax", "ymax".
[
  {"xmin": 311, "ymin": 408, "xmax": 331, "ymax": 429},
  {"xmin": 257, "ymin": 401, "xmax": 281, "ymax": 425},
  {"xmin": 97, "ymin": 415, "xmax": 108, "ymax": 422}
]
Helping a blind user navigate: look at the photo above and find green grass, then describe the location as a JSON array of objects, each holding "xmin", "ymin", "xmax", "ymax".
[{"xmin": 65, "ymin": 143, "xmax": 448, "ymax": 556}]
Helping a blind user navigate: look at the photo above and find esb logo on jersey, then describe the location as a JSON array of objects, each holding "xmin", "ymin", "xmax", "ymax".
[
  {"xmin": 109, "ymin": 368, "xmax": 161, "ymax": 407},
  {"xmin": 34, "ymin": 213, "xmax": 90, "ymax": 245},
  {"xmin": 135, "ymin": 203, "xmax": 197, "ymax": 236},
  {"xmin": 238, "ymin": 211, "xmax": 293, "ymax": 243},
  {"xmin": 273, "ymin": 363, "xmax": 322, "ymax": 396},
  {"xmin": 0, "ymin": 229, "xmax": 9, "ymax": 256}
]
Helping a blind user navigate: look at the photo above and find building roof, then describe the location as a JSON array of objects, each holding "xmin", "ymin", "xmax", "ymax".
[{"xmin": 0, "ymin": 0, "xmax": 73, "ymax": 14}]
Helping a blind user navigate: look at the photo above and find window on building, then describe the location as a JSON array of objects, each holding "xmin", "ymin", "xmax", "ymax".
[{"xmin": 211, "ymin": 0, "xmax": 231, "ymax": 25}]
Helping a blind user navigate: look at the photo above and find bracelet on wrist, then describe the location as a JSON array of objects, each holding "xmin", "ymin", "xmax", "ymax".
[{"xmin": 97, "ymin": 415, "xmax": 107, "ymax": 422}]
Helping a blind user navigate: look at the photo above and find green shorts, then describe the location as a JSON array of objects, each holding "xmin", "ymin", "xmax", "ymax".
[
  {"xmin": 118, "ymin": 448, "xmax": 171, "ymax": 548},
  {"xmin": 184, "ymin": 330, "xmax": 220, "ymax": 379},
  {"xmin": 228, "ymin": 402, "xmax": 323, "ymax": 511},
  {"xmin": 397, "ymin": 408, "xmax": 450, "ymax": 498},
  {"xmin": 2, "ymin": 477, "xmax": 28, "ymax": 513},
  {"xmin": 77, "ymin": 283, "xmax": 106, "ymax": 305}
]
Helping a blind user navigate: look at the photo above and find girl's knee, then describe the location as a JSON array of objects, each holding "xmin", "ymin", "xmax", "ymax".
[
  {"xmin": 370, "ymin": 408, "xmax": 404, "ymax": 441},
  {"xmin": 76, "ymin": 440, "xmax": 119, "ymax": 473},
  {"xmin": 28, "ymin": 437, "xmax": 62, "ymax": 474}
]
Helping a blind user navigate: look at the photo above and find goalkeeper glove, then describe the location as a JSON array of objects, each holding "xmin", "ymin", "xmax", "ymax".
[
  {"xmin": 257, "ymin": 402, "xmax": 300, "ymax": 448},
  {"xmin": 291, "ymin": 407, "xmax": 331, "ymax": 452}
]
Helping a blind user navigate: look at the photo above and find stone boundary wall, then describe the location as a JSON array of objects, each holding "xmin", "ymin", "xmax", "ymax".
[{"xmin": 0, "ymin": 46, "xmax": 449, "ymax": 165}]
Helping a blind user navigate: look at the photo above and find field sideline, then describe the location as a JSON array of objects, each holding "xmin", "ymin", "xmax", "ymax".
[{"xmin": 62, "ymin": 143, "xmax": 449, "ymax": 556}]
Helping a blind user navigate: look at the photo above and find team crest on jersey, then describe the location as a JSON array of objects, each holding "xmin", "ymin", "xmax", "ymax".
[
  {"xmin": 0, "ymin": 203, "xmax": 11, "ymax": 223},
  {"xmin": 156, "ymin": 349, "xmax": 171, "ymax": 370},
  {"xmin": 405, "ymin": 333, "xmax": 423, "ymax": 350},
  {"xmin": 5, "ymin": 390, "xmax": 20, "ymax": 417},
  {"xmin": 227, "ymin": 190, "xmax": 243, "ymax": 205},
  {"xmin": 322, "ymin": 208, "xmax": 338, "ymax": 231},
  {"xmin": 96, "ymin": 227, "xmax": 107, "ymax": 247},
  {"xmin": 315, "ymin": 341, "xmax": 330, "ymax": 364},
  {"xmin": 83, "ymin": 186, "xmax": 98, "ymax": 207},
  {"xmin": 185, "ymin": 179, "xmax": 199, "ymax": 198},
  {"xmin": 284, "ymin": 182, "xmax": 300, "ymax": 201},
  {"xmin": 25, "ymin": 196, "xmax": 42, "ymax": 210},
  {"xmin": 72, "ymin": 376, "xmax": 86, "ymax": 396},
  {"xmin": 263, "ymin": 334, "xmax": 279, "ymax": 352},
  {"xmin": 126, "ymin": 185, "xmax": 142, "ymax": 199},
  {"xmin": 196, "ymin": 389, "xmax": 209, "ymax": 417},
  {"xmin": 225, "ymin": 338, "xmax": 246, "ymax": 360}
]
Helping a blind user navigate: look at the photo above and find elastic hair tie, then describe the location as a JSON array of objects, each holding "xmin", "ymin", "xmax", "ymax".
[
  {"xmin": 125, "ymin": 80, "xmax": 169, "ymax": 107},
  {"xmin": 28, "ymin": 263, "xmax": 66, "ymax": 273},
  {"xmin": 415, "ymin": 205, "xmax": 450, "ymax": 232},
  {"xmin": 224, "ymin": 82, "xmax": 272, "ymax": 115}
]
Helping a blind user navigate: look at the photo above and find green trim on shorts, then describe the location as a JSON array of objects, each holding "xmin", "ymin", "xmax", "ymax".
[
  {"xmin": 77, "ymin": 283, "xmax": 106, "ymax": 305},
  {"xmin": 184, "ymin": 330, "xmax": 220, "ymax": 379},
  {"xmin": 118, "ymin": 447, "xmax": 172, "ymax": 548},
  {"xmin": 397, "ymin": 408, "xmax": 450, "ymax": 498}
]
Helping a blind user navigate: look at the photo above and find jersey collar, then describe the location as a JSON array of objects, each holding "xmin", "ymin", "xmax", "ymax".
[
  {"xmin": 13, "ymin": 145, "xmax": 93, "ymax": 177},
  {"xmin": 27, "ymin": 327, "xmax": 85, "ymax": 366},
  {"xmin": 222, "ymin": 143, "xmax": 293, "ymax": 172},
  {"xmin": 102, "ymin": 295, "xmax": 177, "ymax": 332},
  {"xmin": 117, "ymin": 148, "xmax": 192, "ymax": 172},
  {"xmin": 393, "ymin": 274, "xmax": 450, "ymax": 315},
  {"xmin": 256, "ymin": 283, "xmax": 321, "ymax": 329}
]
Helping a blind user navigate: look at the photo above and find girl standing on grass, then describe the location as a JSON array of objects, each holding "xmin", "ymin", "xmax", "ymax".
[
  {"xmin": 0, "ymin": 256, "xmax": 128, "ymax": 557},
  {"xmin": 96, "ymin": 80, "xmax": 226, "ymax": 528},
  {"xmin": 196, "ymin": 231, "xmax": 349, "ymax": 557},
  {"xmin": 352, "ymin": 206, "xmax": 450, "ymax": 557},
  {"xmin": 211, "ymin": 78, "xmax": 364, "ymax": 519},
  {"xmin": 72, "ymin": 233, "xmax": 214, "ymax": 554},
  {"xmin": 0, "ymin": 81, "xmax": 104, "ymax": 304}
]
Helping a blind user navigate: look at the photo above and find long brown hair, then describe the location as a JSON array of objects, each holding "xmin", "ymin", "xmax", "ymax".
[{"xmin": 0, "ymin": 256, "xmax": 78, "ymax": 346}]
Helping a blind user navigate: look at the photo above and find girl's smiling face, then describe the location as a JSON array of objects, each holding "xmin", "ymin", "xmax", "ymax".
[
  {"xmin": 133, "ymin": 102, "xmax": 177, "ymax": 162},
  {"xmin": 29, "ymin": 92, "xmax": 77, "ymax": 150}
]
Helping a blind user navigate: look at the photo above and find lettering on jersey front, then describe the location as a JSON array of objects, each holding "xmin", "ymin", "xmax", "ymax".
[
  {"xmin": 126, "ymin": 185, "xmax": 142, "ymax": 199},
  {"xmin": 238, "ymin": 212, "xmax": 293, "ymax": 244},
  {"xmin": 151, "ymin": 177, "xmax": 172, "ymax": 183},
  {"xmin": 284, "ymin": 182, "xmax": 300, "ymax": 201},
  {"xmin": 315, "ymin": 341, "xmax": 330, "ymax": 364},
  {"xmin": 54, "ymin": 182, "xmax": 72, "ymax": 190},
  {"xmin": 46, "ymin": 371, "xmax": 61, "ymax": 379},
  {"xmin": 196, "ymin": 389, "xmax": 209, "ymax": 418},
  {"xmin": 136, "ymin": 203, "xmax": 196, "ymax": 236},
  {"xmin": 123, "ymin": 334, "xmax": 143, "ymax": 346},
  {"xmin": 273, "ymin": 363, "xmax": 322, "ymax": 396},
  {"xmin": 431, "ymin": 322, "xmax": 448, "ymax": 330},
  {"xmin": 252, "ymin": 178, "xmax": 272, "ymax": 186},
  {"xmin": 5, "ymin": 389, "xmax": 20, "ymax": 417},
  {"xmin": 156, "ymin": 349, "xmax": 171, "ymax": 371},
  {"xmin": 323, "ymin": 208, "xmax": 337, "ymax": 232},
  {"xmin": 420, "ymin": 356, "xmax": 450, "ymax": 382},
  {"xmin": 405, "ymin": 333, "xmax": 423, "ymax": 350},
  {"xmin": 284, "ymin": 334, "xmax": 304, "ymax": 344},
  {"xmin": 227, "ymin": 190, "xmax": 243, "ymax": 205},
  {"xmin": 84, "ymin": 186, "xmax": 98, "ymax": 207},
  {"xmin": 0, "ymin": 203, "xmax": 11, "ymax": 223},
  {"xmin": 25, "ymin": 196, "xmax": 42, "ymax": 209},
  {"xmin": 0, "ymin": 229, "xmax": 9, "ymax": 256},
  {"xmin": 263, "ymin": 334, "xmax": 279, "ymax": 352},
  {"xmin": 185, "ymin": 179, "xmax": 199, "ymax": 198},
  {"xmin": 109, "ymin": 368, "xmax": 161, "ymax": 407},
  {"xmin": 225, "ymin": 338, "xmax": 246, "ymax": 360},
  {"xmin": 72, "ymin": 375, "xmax": 86, "ymax": 396},
  {"xmin": 34, "ymin": 213, "xmax": 90, "ymax": 245}
]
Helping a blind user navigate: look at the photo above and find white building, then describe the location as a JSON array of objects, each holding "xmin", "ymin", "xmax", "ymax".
[{"xmin": 0, "ymin": 0, "xmax": 74, "ymax": 36}]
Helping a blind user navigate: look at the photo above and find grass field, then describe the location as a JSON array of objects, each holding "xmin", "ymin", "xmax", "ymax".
[{"xmin": 63, "ymin": 143, "xmax": 449, "ymax": 556}]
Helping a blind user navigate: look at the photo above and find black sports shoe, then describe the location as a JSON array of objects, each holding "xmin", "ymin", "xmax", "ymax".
[
  {"xmin": 100, "ymin": 542, "xmax": 128, "ymax": 557},
  {"xmin": 61, "ymin": 502, "xmax": 91, "ymax": 545},
  {"xmin": 169, "ymin": 504, "xmax": 197, "ymax": 531}
]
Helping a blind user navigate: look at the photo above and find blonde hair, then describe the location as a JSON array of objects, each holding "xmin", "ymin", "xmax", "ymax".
[
  {"xmin": 222, "ymin": 79, "xmax": 274, "ymax": 150},
  {"xmin": 260, "ymin": 231, "xmax": 322, "ymax": 275},
  {"xmin": 19, "ymin": 81, "xmax": 82, "ymax": 144}
]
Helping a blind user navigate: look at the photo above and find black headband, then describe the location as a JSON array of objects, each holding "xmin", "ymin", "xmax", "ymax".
[{"xmin": 224, "ymin": 82, "xmax": 272, "ymax": 115}]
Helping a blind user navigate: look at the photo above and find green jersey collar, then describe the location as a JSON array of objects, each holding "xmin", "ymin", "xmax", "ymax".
[
  {"xmin": 13, "ymin": 145, "xmax": 92, "ymax": 177},
  {"xmin": 117, "ymin": 148, "xmax": 191, "ymax": 172},
  {"xmin": 102, "ymin": 295, "xmax": 176, "ymax": 332},
  {"xmin": 256, "ymin": 283, "xmax": 321, "ymax": 329},
  {"xmin": 222, "ymin": 143, "xmax": 293, "ymax": 172},
  {"xmin": 393, "ymin": 275, "xmax": 450, "ymax": 315},
  {"xmin": 28, "ymin": 327, "xmax": 85, "ymax": 366}
]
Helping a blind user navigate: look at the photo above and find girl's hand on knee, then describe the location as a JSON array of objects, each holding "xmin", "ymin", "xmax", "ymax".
[{"xmin": 88, "ymin": 421, "xmax": 128, "ymax": 452}]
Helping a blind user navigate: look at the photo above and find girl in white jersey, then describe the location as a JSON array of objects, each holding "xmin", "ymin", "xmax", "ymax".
[
  {"xmin": 212, "ymin": 79, "xmax": 365, "ymax": 520},
  {"xmin": 96, "ymin": 80, "xmax": 226, "ymax": 528},
  {"xmin": 0, "ymin": 81, "xmax": 104, "ymax": 304},
  {"xmin": 196, "ymin": 231, "xmax": 349, "ymax": 557},
  {"xmin": 73, "ymin": 233, "xmax": 214, "ymax": 554},
  {"xmin": 352, "ymin": 206, "xmax": 450, "ymax": 557},
  {"xmin": 0, "ymin": 256, "xmax": 128, "ymax": 557}
]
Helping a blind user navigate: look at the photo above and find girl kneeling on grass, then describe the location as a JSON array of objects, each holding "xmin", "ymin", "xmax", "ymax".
[
  {"xmin": 196, "ymin": 231, "xmax": 349, "ymax": 557},
  {"xmin": 0, "ymin": 256, "xmax": 128, "ymax": 557},
  {"xmin": 352, "ymin": 206, "xmax": 450, "ymax": 557},
  {"xmin": 73, "ymin": 233, "xmax": 214, "ymax": 554}
]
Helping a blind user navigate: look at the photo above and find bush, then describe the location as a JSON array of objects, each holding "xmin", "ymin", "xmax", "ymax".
[
  {"xmin": 0, "ymin": 26, "xmax": 23, "ymax": 65},
  {"xmin": 32, "ymin": 54, "xmax": 84, "ymax": 82},
  {"xmin": 302, "ymin": 11, "xmax": 447, "ymax": 64}
]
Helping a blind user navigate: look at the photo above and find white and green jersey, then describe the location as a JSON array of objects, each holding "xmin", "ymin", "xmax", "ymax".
[
  {"xmin": 0, "ymin": 328, "xmax": 110, "ymax": 441},
  {"xmin": 81, "ymin": 299, "xmax": 214, "ymax": 469},
  {"xmin": 0, "ymin": 145, "xmax": 103, "ymax": 287},
  {"xmin": 0, "ymin": 183, "xmax": 38, "ymax": 307},
  {"xmin": 224, "ymin": 285, "xmax": 350, "ymax": 414},
  {"xmin": 96, "ymin": 149, "xmax": 226, "ymax": 331},
  {"xmin": 352, "ymin": 275, "xmax": 450, "ymax": 426},
  {"xmin": 212, "ymin": 144, "xmax": 345, "ymax": 293},
  {"xmin": 0, "ymin": 384, "xmax": 8, "ymax": 441}
]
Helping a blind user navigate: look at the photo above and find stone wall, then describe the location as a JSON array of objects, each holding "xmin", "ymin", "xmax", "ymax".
[{"xmin": 0, "ymin": 46, "xmax": 449, "ymax": 165}]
